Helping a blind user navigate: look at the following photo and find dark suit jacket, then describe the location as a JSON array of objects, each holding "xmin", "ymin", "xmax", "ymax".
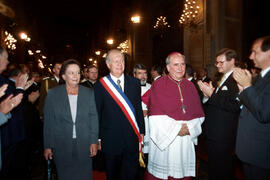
[
  {"xmin": 236, "ymin": 71, "xmax": 270, "ymax": 169},
  {"xmin": 23, "ymin": 82, "xmax": 41, "ymax": 140},
  {"xmin": 94, "ymin": 75, "xmax": 144, "ymax": 155},
  {"xmin": 80, "ymin": 80, "xmax": 94, "ymax": 89},
  {"xmin": 43, "ymin": 85, "xmax": 99, "ymax": 165},
  {"xmin": 0, "ymin": 77, "xmax": 26, "ymax": 148},
  {"xmin": 201, "ymin": 76, "xmax": 211, "ymax": 83},
  {"xmin": 38, "ymin": 76, "xmax": 58, "ymax": 117},
  {"xmin": 190, "ymin": 78, "xmax": 204, "ymax": 102},
  {"xmin": 204, "ymin": 74, "xmax": 241, "ymax": 144}
]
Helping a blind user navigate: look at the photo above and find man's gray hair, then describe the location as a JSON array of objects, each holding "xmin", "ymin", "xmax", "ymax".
[
  {"xmin": 106, "ymin": 49, "xmax": 125, "ymax": 63},
  {"xmin": 165, "ymin": 52, "xmax": 186, "ymax": 65}
]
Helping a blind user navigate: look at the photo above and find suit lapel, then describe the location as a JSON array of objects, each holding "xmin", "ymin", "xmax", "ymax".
[
  {"xmin": 254, "ymin": 71, "xmax": 270, "ymax": 90},
  {"xmin": 61, "ymin": 86, "xmax": 73, "ymax": 123},
  {"xmin": 216, "ymin": 74, "xmax": 232, "ymax": 94},
  {"xmin": 124, "ymin": 75, "xmax": 131, "ymax": 98},
  {"xmin": 75, "ymin": 86, "xmax": 83, "ymax": 123}
]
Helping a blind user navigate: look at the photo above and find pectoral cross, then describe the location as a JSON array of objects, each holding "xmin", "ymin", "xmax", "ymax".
[{"xmin": 181, "ymin": 105, "xmax": 186, "ymax": 114}]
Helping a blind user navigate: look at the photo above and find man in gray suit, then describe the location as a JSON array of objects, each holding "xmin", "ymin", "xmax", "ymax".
[{"xmin": 233, "ymin": 35, "xmax": 270, "ymax": 180}]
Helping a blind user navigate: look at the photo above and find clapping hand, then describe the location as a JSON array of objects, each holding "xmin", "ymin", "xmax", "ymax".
[
  {"xmin": 197, "ymin": 80, "xmax": 215, "ymax": 97},
  {"xmin": 15, "ymin": 73, "xmax": 28, "ymax": 89},
  {"xmin": 0, "ymin": 84, "xmax": 8, "ymax": 98},
  {"xmin": 28, "ymin": 90, "xmax": 40, "ymax": 103},
  {"xmin": 233, "ymin": 68, "xmax": 252, "ymax": 92},
  {"xmin": 0, "ymin": 93, "xmax": 23, "ymax": 114}
]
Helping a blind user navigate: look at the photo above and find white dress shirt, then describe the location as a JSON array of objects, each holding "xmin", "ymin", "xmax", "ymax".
[
  {"xmin": 68, "ymin": 94, "xmax": 78, "ymax": 139},
  {"xmin": 54, "ymin": 75, "xmax": 59, "ymax": 83},
  {"xmin": 110, "ymin": 73, "xmax": 124, "ymax": 91},
  {"xmin": 261, "ymin": 66, "xmax": 270, "ymax": 78}
]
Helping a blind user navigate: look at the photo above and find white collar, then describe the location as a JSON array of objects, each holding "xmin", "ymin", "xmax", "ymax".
[
  {"xmin": 154, "ymin": 75, "xmax": 161, "ymax": 81},
  {"xmin": 201, "ymin": 76, "xmax": 206, "ymax": 81},
  {"xmin": 88, "ymin": 80, "xmax": 96, "ymax": 84},
  {"xmin": 187, "ymin": 77, "xmax": 193, "ymax": 81},
  {"xmin": 110, "ymin": 73, "xmax": 124, "ymax": 84},
  {"xmin": 261, "ymin": 66, "xmax": 270, "ymax": 78},
  {"xmin": 54, "ymin": 75, "xmax": 59, "ymax": 83},
  {"xmin": 223, "ymin": 70, "xmax": 233, "ymax": 80},
  {"xmin": 110, "ymin": 73, "xmax": 124, "ymax": 91}
]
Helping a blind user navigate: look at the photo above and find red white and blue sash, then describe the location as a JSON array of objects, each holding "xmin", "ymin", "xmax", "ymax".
[{"xmin": 99, "ymin": 75, "xmax": 143, "ymax": 151}]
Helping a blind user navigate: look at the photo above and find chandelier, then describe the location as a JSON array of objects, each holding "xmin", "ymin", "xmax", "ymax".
[
  {"xmin": 154, "ymin": 16, "xmax": 170, "ymax": 29},
  {"xmin": 117, "ymin": 40, "xmax": 129, "ymax": 53},
  {"xmin": 4, "ymin": 31, "xmax": 17, "ymax": 50},
  {"xmin": 179, "ymin": 0, "xmax": 200, "ymax": 25}
]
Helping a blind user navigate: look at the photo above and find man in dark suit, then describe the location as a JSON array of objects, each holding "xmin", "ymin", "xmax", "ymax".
[
  {"xmin": 38, "ymin": 62, "xmax": 62, "ymax": 118},
  {"xmin": 185, "ymin": 64, "xmax": 204, "ymax": 101},
  {"xmin": 0, "ymin": 46, "xmax": 24, "ymax": 175},
  {"xmin": 94, "ymin": 49, "xmax": 145, "ymax": 180},
  {"xmin": 233, "ymin": 35, "xmax": 270, "ymax": 180},
  {"xmin": 150, "ymin": 65, "xmax": 162, "ymax": 81},
  {"xmin": 198, "ymin": 48, "xmax": 241, "ymax": 180},
  {"xmin": 0, "ymin": 66, "xmax": 29, "ymax": 179},
  {"xmin": 80, "ymin": 65, "xmax": 98, "ymax": 89},
  {"xmin": 198, "ymin": 67, "xmax": 211, "ymax": 83}
]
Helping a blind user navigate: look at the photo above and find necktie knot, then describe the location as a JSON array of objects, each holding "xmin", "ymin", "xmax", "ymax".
[{"xmin": 117, "ymin": 79, "xmax": 123, "ymax": 91}]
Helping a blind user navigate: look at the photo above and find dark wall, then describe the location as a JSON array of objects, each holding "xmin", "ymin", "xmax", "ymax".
[{"xmin": 242, "ymin": 1, "xmax": 270, "ymax": 60}]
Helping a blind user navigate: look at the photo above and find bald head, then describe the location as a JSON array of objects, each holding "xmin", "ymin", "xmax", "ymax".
[
  {"xmin": 166, "ymin": 52, "xmax": 185, "ymax": 65},
  {"xmin": 106, "ymin": 49, "xmax": 125, "ymax": 63},
  {"xmin": 166, "ymin": 52, "xmax": 186, "ymax": 81},
  {"xmin": 106, "ymin": 49, "xmax": 125, "ymax": 78}
]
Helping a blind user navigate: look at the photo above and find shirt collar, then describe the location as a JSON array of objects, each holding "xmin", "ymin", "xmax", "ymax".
[
  {"xmin": 9, "ymin": 78, "xmax": 15, "ymax": 82},
  {"xmin": 154, "ymin": 75, "xmax": 161, "ymax": 81},
  {"xmin": 88, "ymin": 80, "xmax": 96, "ymax": 84},
  {"xmin": 261, "ymin": 66, "xmax": 270, "ymax": 78},
  {"xmin": 54, "ymin": 75, "xmax": 59, "ymax": 83},
  {"xmin": 223, "ymin": 70, "xmax": 233, "ymax": 80},
  {"xmin": 201, "ymin": 76, "xmax": 206, "ymax": 81},
  {"xmin": 110, "ymin": 73, "xmax": 124, "ymax": 83}
]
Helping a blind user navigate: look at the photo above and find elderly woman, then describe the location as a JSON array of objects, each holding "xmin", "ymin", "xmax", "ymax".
[{"xmin": 43, "ymin": 59, "xmax": 99, "ymax": 180}]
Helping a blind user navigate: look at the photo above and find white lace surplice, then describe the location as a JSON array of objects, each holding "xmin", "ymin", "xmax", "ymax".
[{"xmin": 147, "ymin": 115, "xmax": 204, "ymax": 179}]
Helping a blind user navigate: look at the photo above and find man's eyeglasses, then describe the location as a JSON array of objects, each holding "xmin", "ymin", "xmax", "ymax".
[{"xmin": 215, "ymin": 60, "xmax": 226, "ymax": 66}]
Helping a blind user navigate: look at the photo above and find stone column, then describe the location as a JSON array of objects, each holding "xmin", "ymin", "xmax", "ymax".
[{"xmin": 183, "ymin": 0, "xmax": 242, "ymax": 79}]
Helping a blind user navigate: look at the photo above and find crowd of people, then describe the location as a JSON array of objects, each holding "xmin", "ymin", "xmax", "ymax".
[{"xmin": 0, "ymin": 34, "xmax": 270, "ymax": 180}]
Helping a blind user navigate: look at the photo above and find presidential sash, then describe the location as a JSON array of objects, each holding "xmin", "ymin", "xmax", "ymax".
[{"xmin": 99, "ymin": 75, "xmax": 143, "ymax": 151}]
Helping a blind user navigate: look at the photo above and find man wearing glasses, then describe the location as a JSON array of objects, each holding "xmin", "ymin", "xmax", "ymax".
[{"xmin": 197, "ymin": 48, "xmax": 241, "ymax": 180}]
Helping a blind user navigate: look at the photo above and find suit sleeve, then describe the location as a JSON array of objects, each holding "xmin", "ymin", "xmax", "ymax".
[
  {"xmin": 88, "ymin": 90, "xmax": 99, "ymax": 144},
  {"xmin": 94, "ymin": 82, "xmax": 103, "ymax": 139},
  {"xmin": 0, "ymin": 112, "xmax": 10, "ymax": 126},
  {"xmin": 38, "ymin": 80, "xmax": 47, "ymax": 117},
  {"xmin": 43, "ymin": 90, "xmax": 55, "ymax": 148},
  {"xmin": 239, "ymin": 83, "xmax": 270, "ymax": 123},
  {"xmin": 134, "ymin": 80, "xmax": 145, "ymax": 134}
]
